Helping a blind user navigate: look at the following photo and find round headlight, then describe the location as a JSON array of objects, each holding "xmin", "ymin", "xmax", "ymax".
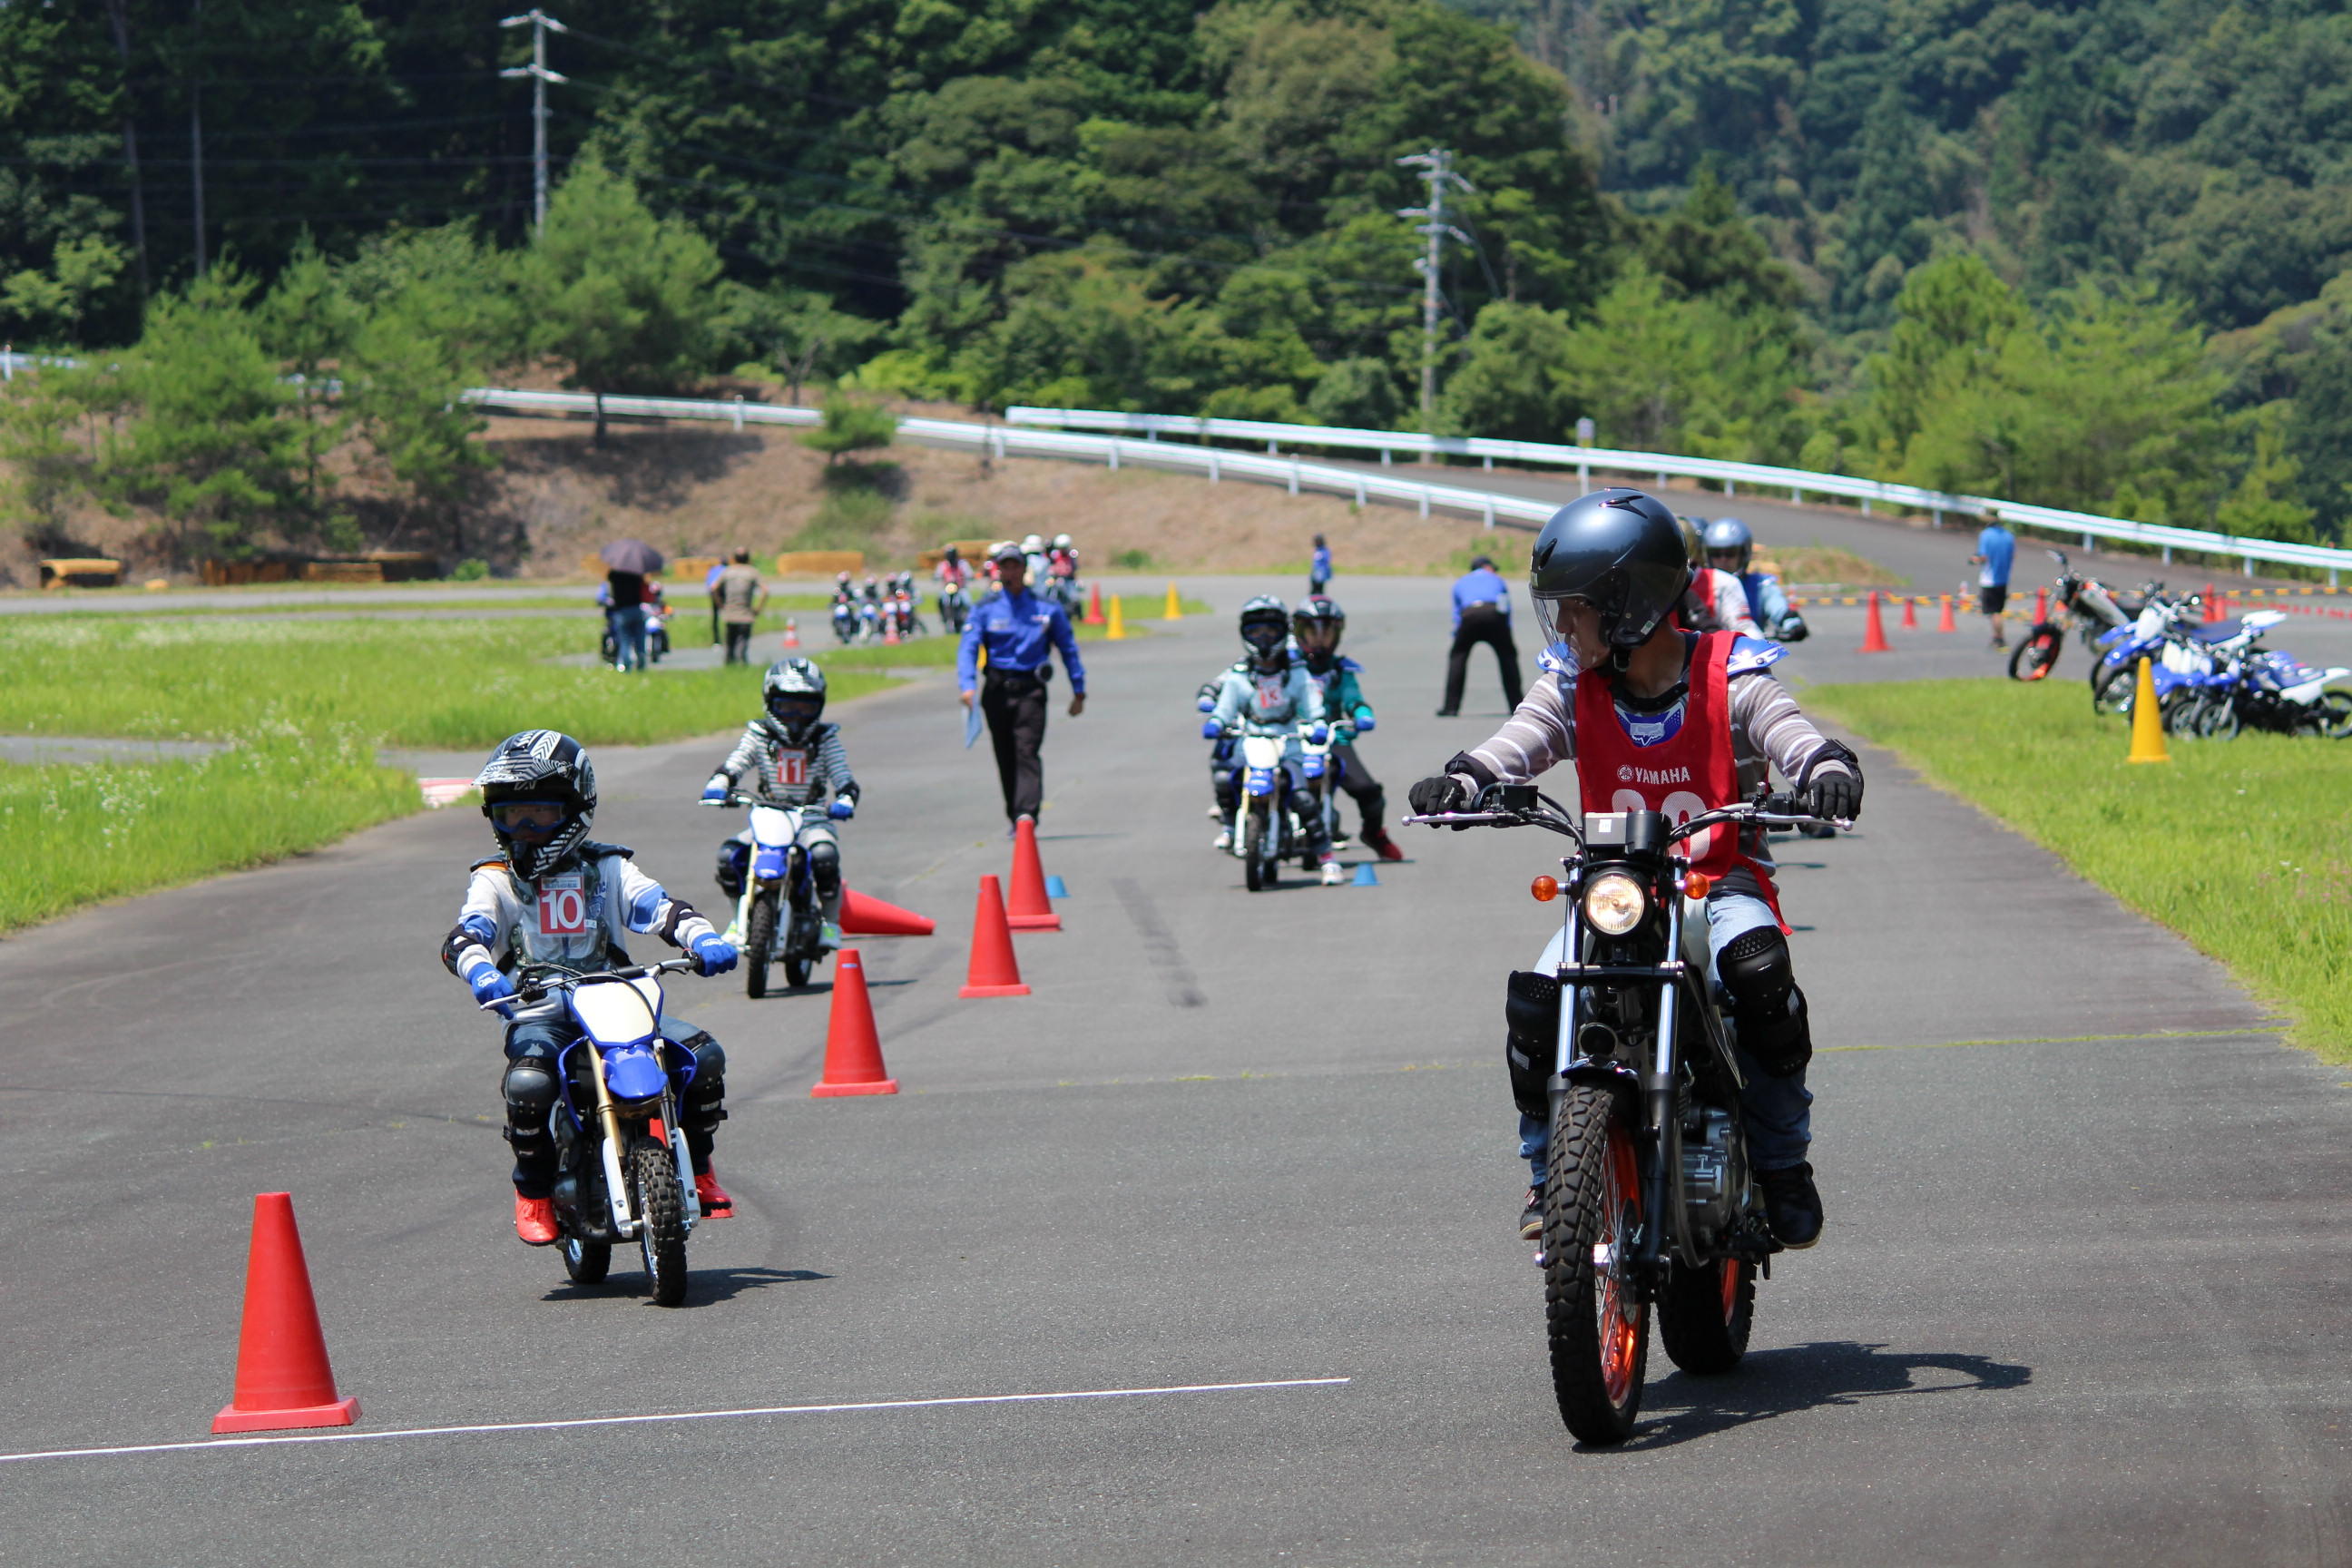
[{"xmin": 1583, "ymin": 872, "xmax": 1649, "ymax": 936}]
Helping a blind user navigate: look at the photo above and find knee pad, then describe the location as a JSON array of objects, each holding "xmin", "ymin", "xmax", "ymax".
[
  {"xmin": 1718, "ymin": 927, "xmax": 1811, "ymax": 1077},
  {"xmin": 502, "ymin": 1058, "xmax": 559, "ymax": 1116},
  {"xmin": 715, "ymin": 838, "xmax": 750, "ymax": 899},
  {"xmin": 807, "ymin": 839, "xmax": 840, "ymax": 895},
  {"xmin": 676, "ymin": 1034, "xmax": 728, "ymax": 1128},
  {"xmin": 1503, "ymin": 971, "xmax": 1559, "ymax": 1119}
]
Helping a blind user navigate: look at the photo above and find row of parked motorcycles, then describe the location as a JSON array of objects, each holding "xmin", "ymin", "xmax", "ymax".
[
  {"xmin": 2005, "ymin": 550, "xmax": 2351, "ymax": 738},
  {"xmin": 832, "ymin": 579, "xmax": 936, "ymax": 644}
]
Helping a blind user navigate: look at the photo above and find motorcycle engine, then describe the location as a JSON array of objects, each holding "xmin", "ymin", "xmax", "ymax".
[{"xmin": 1680, "ymin": 1105, "xmax": 1747, "ymax": 1245}]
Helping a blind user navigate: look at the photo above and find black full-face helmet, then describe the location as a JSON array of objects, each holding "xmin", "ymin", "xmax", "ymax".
[
  {"xmin": 1238, "ymin": 594, "xmax": 1291, "ymax": 670},
  {"xmin": 475, "ymin": 730, "xmax": 598, "ymax": 880},
  {"xmin": 1291, "ymin": 594, "xmax": 1345, "ymax": 660},
  {"xmin": 1529, "ymin": 489, "xmax": 1692, "ymax": 671},
  {"xmin": 763, "ymin": 656, "xmax": 828, "ymax": 737}
]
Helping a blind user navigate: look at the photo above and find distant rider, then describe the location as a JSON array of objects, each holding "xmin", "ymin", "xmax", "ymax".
[
  {"xmin": 1292, "ymin": 595, "xmax": 1403, "ymax": 861},
  {"xmin": 442, "ymin": 730, "xmax": 740, "ymax": 1244},
  {"xmin": 701, "ymin": 657, "xmax": 858, "ymax": 954},
  {"xmin": 1677, "ymin": 516, "xmax": 1762, "ymax": 639},
  {"xmin": 1406, "ymin": 491, "xmax": 1863, "ymax": 1251},
  {"xmin": 1204, "ymin": 595, "xmax": 1339, "ymax": 883},
  {"xmin": 1704, "ymin": 517, "xmax": 1807, "ymax": 642}
]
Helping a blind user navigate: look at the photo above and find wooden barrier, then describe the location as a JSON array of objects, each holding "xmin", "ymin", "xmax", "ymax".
[
  {"xmin": 38, "ymin": 557, "xmax": 123, "ymax": 589},
  {"xmin": 775, "ymin": 550, "xmax": 864, "ymax": 577}
]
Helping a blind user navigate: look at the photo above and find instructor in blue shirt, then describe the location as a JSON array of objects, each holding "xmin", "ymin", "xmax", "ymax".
[
  {"xmin": 958, "ymin": 540, "xmax": 1087, "ymax": 829},
  {"xmin": 1440, "ymin": 555, "xmax": 1524, "ymax": 716},
  {"xmin": 1971, "ymin": 516, "xmax": 2016, "ymax": 650}
]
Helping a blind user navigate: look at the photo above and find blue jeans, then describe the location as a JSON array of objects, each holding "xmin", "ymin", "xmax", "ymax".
[
  {"xmin": 607, "ymin": 604, "xmax": 648, "ymax": 671},
  {"xmin": 1515, "ymin": 889, "xmax": 1813, "ymax": 1184}
]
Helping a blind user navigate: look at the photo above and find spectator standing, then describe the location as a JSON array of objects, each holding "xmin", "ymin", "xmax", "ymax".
[
  {"xmin": 703, "ymin": 557, "xmax": 728, "ymax": 645},
  {"xmin": 712, "ymin": 549, "xmax": 768, "ymax": 666},
  {"xmin": 957, "ymin": 541, "xmax": 1087, "ymax": 832},
  {"xmin": 1439, "ymin": 554, "xmax": 1524, "ymax": 716},
  {"xmin": 1971, "ymin": 517, "xmax": 2016, "ymax": 650},
  {"xmin": 1308, "ymin": 534, "xmax": 1332, "ymax": 596},
  {"xmin": 604, "ymin": 568, "xmax": 650, "ymax": 672}
]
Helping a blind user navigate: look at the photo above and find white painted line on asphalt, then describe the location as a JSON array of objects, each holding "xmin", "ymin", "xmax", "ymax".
[{"xmin": 0, "ymin": 1377, "xmax": 1352, "ymax": 1466}]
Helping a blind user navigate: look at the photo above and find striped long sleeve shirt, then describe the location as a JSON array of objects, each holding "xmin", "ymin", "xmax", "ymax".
[{"xmin": 712, "ymin": 719, "xmax": 856, "ymax": 808}]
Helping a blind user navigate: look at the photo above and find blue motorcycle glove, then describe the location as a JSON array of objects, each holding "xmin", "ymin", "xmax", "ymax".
[
  {"xmin": 1308, "ymin": 722, "xmax": 1329, "ymax": 744},
  {"xmin": 464, "ymin": 962, "xmax": 517, "ymax": 1014},
  {"xmin": 828, "ymin": 798, "xmax": 855, "ymax": 820},
  {"xmin": 701, "ymin": 777, "xmax": 730, "ymax": 804},
  {"xmin": 691, "ymin": 934, "xmax": 739, "ymax": 976},
  {"xmin": 1354, "ymin": 712, "xmax": 1376, "ymax": 732},
  {"xmin": 1201, "ymin": 719, "xmax": 1223, "ymax": 740}
]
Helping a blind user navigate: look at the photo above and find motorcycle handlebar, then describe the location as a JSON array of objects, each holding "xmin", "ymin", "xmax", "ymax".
[{"xmin": 482, "ymin": 956, "xmax": 697, "ymax": 1010}]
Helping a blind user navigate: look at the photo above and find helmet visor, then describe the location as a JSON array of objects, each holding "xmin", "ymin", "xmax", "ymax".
[
  {"xmin": 768, "ymin": 694, "xmax": 822, "ymax": 725},
  {"xmin": 1240, "ymin": 619, "xmax": 1288, "ymax": 652},
  {"xmin": 1534, "ymin": 595, "xmax": 1611, "ymax": 671},
  {"xmin": 488, "ymin": 799, "xmax": 569, "ymax": 834}
]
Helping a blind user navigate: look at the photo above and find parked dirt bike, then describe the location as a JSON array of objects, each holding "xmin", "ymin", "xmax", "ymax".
[
  {"xmin": 2007, "ymin": 550, "xmax": 2138, "ymax": 681},
  {"xmin": 707, "ymin": 795, "xmax": 844, "ymax": 996},
  {"xmin": 486, "ymin": 958, "xmax": 707, "ymax": 1307},
  {"xmin": 1407, "ymin": 785, "xmax": 1832, "ymax": 1444},
  {"xmin": 937, "ymin": 580, "xmax": 970, "ymax": 634}
]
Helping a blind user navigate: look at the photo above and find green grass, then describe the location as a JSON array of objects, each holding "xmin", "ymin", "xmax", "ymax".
[
  {"xmin": 18, "ymin": 591, "xmax": 838, "ymax": 619},
  {"xmin": 1806, "ymin": 678, "xmax": 2352, "ymax": 1063}
]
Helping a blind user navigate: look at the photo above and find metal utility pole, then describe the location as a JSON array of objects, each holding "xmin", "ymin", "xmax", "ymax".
[
  {"xmin": 190, "ymin": 0, "xmax": 205, "ymax": 277},
  {"xmin": 1396, "ymin": 149, "xmax": 1474, "ymax": 429},
  {"xmin": 500, "ymin": 9, "xmax": 569, "ymax": 231}
]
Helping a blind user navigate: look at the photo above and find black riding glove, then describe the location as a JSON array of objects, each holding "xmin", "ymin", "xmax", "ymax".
[
  {"xmin": 1806, "ymin": 769, "xmax": 1861, "ymax": 823},
  {"xmin": 1407, "ymin": 774, "xmax": 1473, "ymax": 817}
]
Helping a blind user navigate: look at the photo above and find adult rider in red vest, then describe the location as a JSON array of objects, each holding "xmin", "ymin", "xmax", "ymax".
[{"xmin": 1407, "ymin": 490, "xmax": 1863, "ymax": 1250}]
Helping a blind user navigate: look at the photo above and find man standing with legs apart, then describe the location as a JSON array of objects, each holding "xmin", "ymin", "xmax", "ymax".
[
  {"xmin": 959, "ymin": 541, "xmax": 1087, "ymax": 835},
  {"xmin": 1439, "ymin": 554, "xmax": 1524, "ymax": 716},
  {"xmin": 1972, "ymin": 514, "xmax": 2015, "ymax": 650}
]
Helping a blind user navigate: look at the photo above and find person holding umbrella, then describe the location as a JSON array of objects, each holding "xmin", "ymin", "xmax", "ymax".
[{"xmin": 601, "ymin": 540, "xmax": 663, "ymax": 673}]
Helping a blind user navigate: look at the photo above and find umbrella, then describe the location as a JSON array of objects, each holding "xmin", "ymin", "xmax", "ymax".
[{"xmin": 600, "ymin": 539, "xmax": 664, "ymax": 575}]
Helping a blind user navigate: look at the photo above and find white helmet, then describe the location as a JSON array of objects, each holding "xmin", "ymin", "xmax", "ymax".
[
  {"xmin": 1052, "ymin": 534, "xmax": 1073, "ymax": 551},
  {"xmin": 1022, "ymin": 534, "xmax": 1044, "ymax": 554}
]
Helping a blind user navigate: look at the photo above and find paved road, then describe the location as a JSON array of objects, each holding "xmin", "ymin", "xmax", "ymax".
[{"xmin": 0, "ymin": 578, "xmax": 2345, "ymax": 1565}]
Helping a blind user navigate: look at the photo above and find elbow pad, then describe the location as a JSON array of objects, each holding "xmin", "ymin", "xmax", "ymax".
[{"xmin": 440, "ymin": 916, "xmax": 497, "ymax": 976}]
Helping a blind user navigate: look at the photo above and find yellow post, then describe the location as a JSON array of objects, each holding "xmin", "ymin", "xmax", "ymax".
[
  {"xmin": 1163, "ymin": 582, "xmax": 1182, "ymax": 620},
  {"xmin": 2125, "ymin": 656, "xmax": 2171, "ymax": 765},
  {"xmin": 1105, "ymin": 594, "xmax": 1126, "ymax": 641}
]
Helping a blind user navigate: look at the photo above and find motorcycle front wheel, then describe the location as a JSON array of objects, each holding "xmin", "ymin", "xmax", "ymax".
[
  {"xmin": 1242, "ymin": 800, "xmax": 1277, "ymax": 891},
  {"xmin": 744, "ymin": 891, "xmax": 779, "ymax": 999},
  {"xmin": 2091, "ymin": 659, "xmax": 2137, "ymax": 716},
  {"xmin": 2197, "ymin": 693, "xmax": 2245, "ymax": 740},
  {"xmin": 2007, "ymin": 624, "xmax": 2063, "ymax": 681},
  {"xmin": 2313, "ymin": 690, "xmax": 2352, "ymax": 739},
  {"xmin": 627, "ymin": 1138, "xmax": 689, "ymax": 1308},
  {"xmin": 1544, "ymin": 1085, "xmax": 1650, "ymax": 1444}
]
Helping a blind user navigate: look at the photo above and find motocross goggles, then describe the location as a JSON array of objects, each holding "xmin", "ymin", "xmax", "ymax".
[
  {"xmin": 767, "ymin": 695, "xmax": 822, "ymax": 724},
  {"xmin": 487, "ymin": 799, "xmax": 569, "ymax": 833},
  {"xmin": 1240, "ymin": 620, "xmax": 1288, "ymax": 652}
]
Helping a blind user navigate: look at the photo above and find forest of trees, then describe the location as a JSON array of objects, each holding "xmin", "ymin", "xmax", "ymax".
[{"xmin": 3, "ymin": 0, "xmax": 2347, "ymax": 562}]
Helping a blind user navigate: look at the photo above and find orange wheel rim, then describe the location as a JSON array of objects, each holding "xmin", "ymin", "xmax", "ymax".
[
  {"xmin": 1597, "ymin": 1124, "xmax": 1642, "ymax": 1407},
  {"xmin": 1719, "ymin": 1257, "xmax": 1740, "ymax": 1322}
]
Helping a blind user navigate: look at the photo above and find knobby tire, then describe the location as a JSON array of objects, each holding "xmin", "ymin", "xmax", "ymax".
[
  {"xmin": 744, "ymin": 892, "xmax": 778, "ymax": 1000},
  {"xmin": 628, "ymin": 1138, "xmax": 689, "ymax": 1308},
  {"xmin": 1657, "ymin": 1255, "xmax": 1755, "ymax": 1376},
  {"xmin": 1543, "ymin": 1085, "xmax": 1649, "ymax": 1444},
  {"xmin": 562, "ymin": 1232, "xmax": 612, "ymax": 1286}
]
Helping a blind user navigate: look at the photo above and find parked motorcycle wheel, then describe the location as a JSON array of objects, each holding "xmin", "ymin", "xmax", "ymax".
[
  {"xmin": 561, "ymin": 1232, "xmax": 612, "ymax": 1286},
  {"xmin": 1243, "ymin": 800, "xmax": 1278, "ymax": 891},
  {"xmin": 2160, "ymin": 687, "xmax": 2205, "ymax": 735},
  {"xmin": 2090, "ymin": 659, "xmax": 2137, "ymax": 716},
  {"xmin": 1543, "ymin": 1084, "xmax": 1650, "ymax": 1443},
  {"xmin": 2311, "ymin": 690, "xmax": 2352, "ymax": 739},
  {"xmin": 744, "ymin": 891, "xmax": 779, "ymax": 1000},
  {"xmin": 2007, "ymin": 624, "xmax": 2063, "ymax": 681},
  {"xmin": 1657, "ymin": 1255, "xmax": 1753, "ymax": 1376},
  {"xmin": 2194, "ymin": 692, "xmax": 2244, "ymax": 740},
  {"xmin": 628, "ymin": 1138, "xmax": 689, "ymax": 1308}
]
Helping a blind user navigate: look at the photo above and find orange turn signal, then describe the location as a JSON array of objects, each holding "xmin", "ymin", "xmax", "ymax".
[
  {"xmin": 1531, "ymin": 876, "xmax": 1560, "ymax": 903},
  {"xmin": 1682, "ymin": 871, "xmax": 1713, "ymax": 898}
]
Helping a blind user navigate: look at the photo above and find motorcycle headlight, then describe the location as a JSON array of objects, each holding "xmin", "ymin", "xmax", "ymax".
[{"xmin": 1583, "ymin": 872, "xmax": 1649, "ymax": 936}]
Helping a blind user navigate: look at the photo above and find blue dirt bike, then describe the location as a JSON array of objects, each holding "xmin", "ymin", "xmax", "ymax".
[{"xmin": 709, "ymin": 795, "xmax": 851, "ymax": 997}]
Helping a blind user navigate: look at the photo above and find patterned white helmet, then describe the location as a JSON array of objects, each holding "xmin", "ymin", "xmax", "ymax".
[
  {"xmin": 475, "ymin": 730, "xmax": 597, "ymax": 880},
  {"xmin": 763, "ymin": 656, "xmax": 828, "ymax": 734}
]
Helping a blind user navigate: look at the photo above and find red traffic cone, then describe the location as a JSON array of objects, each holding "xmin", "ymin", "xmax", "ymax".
[
  {"xmin": 959, "ymin": 876, "xmax": 1031, "ymax": 997},
  {"xmin": 2203, "ymin": 584, "xmax": 2219, "ymax": 622},
  {"xmin": 1899, "ymin": 595, "xmax": 1918, "ymax": 630},
  {"xmin": 1936, "ymin": 593, "xmax": 1957, "ymax": 632},
  {"xmin": 783, "ymin": 617, "xmax": 799, "ymax": 649},
  {"xmin": 213, "ymin": 1193, "xmax": 360, "ymax": 1434},
  {"xmin": 2033, "ymin": 586, "xmax": 2048, "ymax": 623},
  {"xmin": 840, "ymin": 887, "xmax": 936, "ymax": 936},
  {"xmin": 1006, "ymin": 818, "xmax": 1061, "ymax": 931},
  {"xmin": 811, "ymin": 949, "xmax": 898, "ymax": 1097},
  {"xmin": 1085, "ymin": 582, "xmax": 1105, "ymax": 625},
  {"xmin": 883, "ymin": 617, "xmax": 899, "ymax": 645},
  {"xmin": 1858, "ymin": 592, "xmax": 1893, "ymax": 653}
]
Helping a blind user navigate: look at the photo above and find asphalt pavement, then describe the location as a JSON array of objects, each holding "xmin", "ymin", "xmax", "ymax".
[{"xmin": 0, "ymin": 576, "xmax": 2346, "ymax": 1565}]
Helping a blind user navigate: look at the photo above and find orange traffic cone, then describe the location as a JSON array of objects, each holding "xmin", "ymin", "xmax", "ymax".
[
  {"xmin": 1858, "ymin": 592, "xmax": 1893, "ymax": 653},
  {"xmin": 1900, "ymin": 595, "xmax": 1918, "ymax": 630},
  {"xmin": 959, "ymin": 876, "xmax": 1031, "ymax": 997},
  {"xmin": 811, "ymin": 949, "xmax": 898, "ymax": 1096},
  {"xmin": 1936, "ymin": 593, "xmax": 1957, "ymax": 632},
  {"xmin": 213, "ymin": 1193, "xmax": 360, "ymax": 1434},
  {"xmin": 1006, "ymin": 818, "xmax": 1061, "ymax": 931},
  {"xmin": 2033, "ymin": 586, "xmax": 2048, "ymax": 623},
  {"xmin": 1085, "ymin": 583, "xmax": 1105, "ymax": 625},
  {"xmin": 783, "ymin": 617, "xmax": 799, "ymax": 649},
  {"xmin": 840, "ymin": 887, "xmax": 936, "ymax": 936},
  {"xmin": 883, "ymin": 617, "xmax": 899, "ymax": 646},
  {"xmin": 2203, "ymin": 584, "xmax": 2219, "ymax": 623}
]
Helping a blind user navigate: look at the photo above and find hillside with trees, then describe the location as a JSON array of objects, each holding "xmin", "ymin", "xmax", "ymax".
[{"xmin": 2, "ymin": 0, "xmax": 2347, "ymax": 572}]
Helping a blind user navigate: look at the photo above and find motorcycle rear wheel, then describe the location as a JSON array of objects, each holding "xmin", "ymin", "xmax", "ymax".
[
  {"xmin": 2007, "ymin": 625, "xmax": 2063, "ymax": 681},
  {"xmin": 628, "ymin": 1138, "xmax": 689, "ymax": 1308},
  {"xmin": 1543, "ymin": 1085, "xmax": 1650, "ymax": 1444},
  {"xmin": 2315, "ymin": 691, "xmax": 2352, "ymax": 739},
  {"xmin": 2090, "ymin": 659, "xmax": 2136, "ymax": 716},
  {"xmin": 561, "ymin": 1232, "xmax": 612, "ymax": 1286},
  {"xmin": 744, "ymin": 891, "xmax": 778, "ymax": 999},
  {"xmin": 1657, "ymin": 1256, "xmax": 1754, "ymax": 1375}
]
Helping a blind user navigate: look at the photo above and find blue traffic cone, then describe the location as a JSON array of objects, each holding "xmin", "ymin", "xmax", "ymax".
[
  {"xmin": 1044, "ymin": 875, "xmax": 1069, "ymax": 899},
  {"xmin": 1351, "ymin": 863, "xmax": 1379, "ymax": 887}
]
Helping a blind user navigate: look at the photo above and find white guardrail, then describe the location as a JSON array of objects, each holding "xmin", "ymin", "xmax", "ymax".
[{"xmin": 8, "ymin": 356, "xmax": 2341, "ymax": 582}]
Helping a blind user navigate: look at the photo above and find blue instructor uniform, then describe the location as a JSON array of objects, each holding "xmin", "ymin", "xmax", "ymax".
[{"xmin": 957, "ymin": 544, "xmax": 1088, "ymax": 825}]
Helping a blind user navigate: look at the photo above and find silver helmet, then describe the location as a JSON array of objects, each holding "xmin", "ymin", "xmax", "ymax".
[
  {"xmin": 475, "ymin": 730, "xmax": 598, "ymax": 880},
  {"xmin": 762, "ymin": 656, "xmax": 828, "ymax": 735}
]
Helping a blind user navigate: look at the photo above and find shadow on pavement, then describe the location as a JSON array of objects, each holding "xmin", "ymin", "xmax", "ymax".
[
  {"xmin": 540, "ymin": 1266, "xmax": 831, "ymax": 1307},
  {"xmin": 1602, "ymin": 1341, "xmax": 2033, "ymax": 1453}
]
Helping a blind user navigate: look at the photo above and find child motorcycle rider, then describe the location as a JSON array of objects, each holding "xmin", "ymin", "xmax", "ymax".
[
  {"xmin": 702, "ymin": 657, "xmax": 859, "ymax": 952},
  {"xmin": 1203, "ymin": 594, "xmax": 1340, "ymax": 883},
  {"xmin": 1704, "ymin": 516, "xmax": 1808, "ymax": 642},
  {"xmin": 1406, "ymin": 490, "xmax": 1863, "ymax": 1251},
  {"xmin": 1677, "ymin": 515, "xmax": 1763, "ymax": 639},
  {"xmin": 1291, "ymin": 595, "xmax": 1404, "ymax": 862},
  {"xmin": 443, "ymin": 730, "xmax": 741, "ymax": 1245}
]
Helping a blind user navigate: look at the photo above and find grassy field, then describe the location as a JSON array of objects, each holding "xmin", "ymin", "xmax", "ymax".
[{"xmin": 1808, "ymin": 678, "xmax": 2351, "ymax": 1063}]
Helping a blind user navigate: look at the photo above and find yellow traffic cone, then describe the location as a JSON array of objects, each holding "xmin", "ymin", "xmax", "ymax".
[
  {"xmin": 1163, "ymin": 582, "xmax": 1182, "ymax": 620},
  {"xmin": 2126, "ymin": 657, "xmax": 2171, "ymax": 765},
  {"xmin": 1105, "ymin": 593, "xmax": 1126, "ymax": 641}
]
